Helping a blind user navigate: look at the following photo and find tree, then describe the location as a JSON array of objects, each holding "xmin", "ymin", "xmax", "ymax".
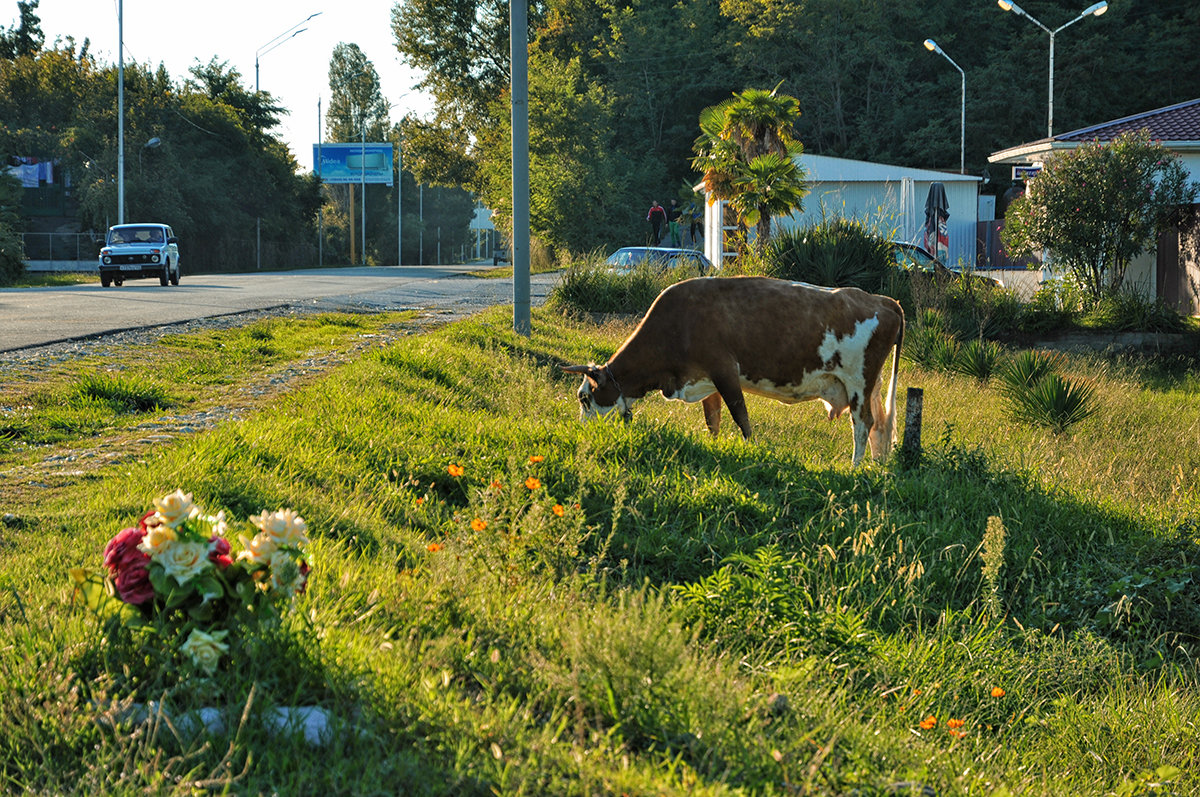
[
  {"xmin": 1001, "ymin": 130, "xmax": 1198, "ymax": 301},
  {"xmin": 0, "ymin": 0, "xmax": 43, "ymax": 59},
  {"xmin": 692, "ymin": 86, "xmax": 808, "ymax": 249}
]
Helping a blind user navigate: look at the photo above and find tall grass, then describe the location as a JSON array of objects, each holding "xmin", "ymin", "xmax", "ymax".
[{"xmin": 1, "ymin": 308, "xmax": 1197, "ymax": 794}]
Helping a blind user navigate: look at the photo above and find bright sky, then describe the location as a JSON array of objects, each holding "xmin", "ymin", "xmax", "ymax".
[{"xmin": 16, "ymin": 0, "xmax": 433, "ymax": 173}]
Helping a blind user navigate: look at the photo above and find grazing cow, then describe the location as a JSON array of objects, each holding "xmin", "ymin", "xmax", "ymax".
[{"xmin": 562, "ymin": 276, "xmax": 905, "ymax": 465}]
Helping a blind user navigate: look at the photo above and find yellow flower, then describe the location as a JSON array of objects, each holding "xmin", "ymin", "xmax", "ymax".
[
  {"xmin": 919, "ymin": 715, "xmax": 937, "ymax": 730},
  {"xmin": 471, "ymin": 518, "xmax": 487, "ymax": 532},
  {"xmin": 448, "ymin": 464, "xmax": 465, "ymax": 477},
  {"xmin": 138, "ymin": 520, "xmax": 177, "ymax": 556},
  {"xmin": 552, "ymin": 504, "xmax": 565, "ymax": 517},
  {"xmin": 154, "ymin": 489, "xmax": 198, "ymax": 528},
  {"xmin": 239, "ymin": 531, "xmax": 279, "ymax": 564},
  {"xmin": 250, "ymin": 508, "xmax": 309, "ymax": 548},
  {"xmin": 525, "ymin": 477, "xmax": 541, "ymax": 490},
  {"xmin": 157, "ymin": 540, "xmax": 211, "ymax": 584},
  {"xmin": 528, "ymin": 455, "xmax": 544, "ymax": 463},
  {"xmin": 180, "ymin": 628, "xmax": 229, "ymax": 676},
  {"xmin": 991, "ymin": 687, "xmax": 1006, "ymax": 698}
]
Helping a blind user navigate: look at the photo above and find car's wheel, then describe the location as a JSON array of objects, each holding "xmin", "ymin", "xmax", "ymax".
[
  {"xmin": 114, "ymin": 278, "xmax": 124, "ymax": 287},
  {"xmin": 169, "ymin": 261, "xmax": 180, "ymax": 286},
  {"xmin": 100, "ymin": 273, "xmax": 112, "ymax": 287},
  {"xmin": 159, "ymin": 263, "xmax": 169, "ymax": 286}
]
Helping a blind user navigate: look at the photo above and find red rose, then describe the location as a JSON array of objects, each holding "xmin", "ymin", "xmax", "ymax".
[
  {"xmin": 208, "ymin": 536, "xmax": 232, "ymax": 569},
  {"xmin": 297, "ymin": 560, "xmax": 311, "ymax": 595},
  {"xmin": 102, "ymin": 527, "xmax": 154, "ymax": 605}
]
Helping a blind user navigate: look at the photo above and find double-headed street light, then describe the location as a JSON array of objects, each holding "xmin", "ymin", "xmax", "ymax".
[
  {"xmin": 997, "ymin": 1, "xmax": 1108, "ymax": 138},
  {"xmin": 256, "ymin": 12, "xmax": 322, "ymax": 92},
  {"xmin": 923, "ymin": 39, "xmax": 965, "ymax": 174}
]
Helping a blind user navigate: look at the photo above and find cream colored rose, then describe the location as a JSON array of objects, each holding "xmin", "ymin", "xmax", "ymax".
[
  {"xmin": 156, "ymin": 540, "xmax": 211, "ymax": 585},
  {"xmin": 154, "ymin": 489, "xmax": 199, "ymax": 529},
  {"xmin": 138, "ymin": 520, "xmax": 177, "ymax": 556},
  {"xmin": 181, "ymin": 628, "xmax": 229, "ymax": 675},
  {"xmin": 206, "ymin": 510, "xmax": 229, "ymax": 538},
  {"xmin": 238, "ymin": 531, "xmax": 279, "ymax": 565},
  {"xmin": 251, "ymin": 508, "xmax": 309, "ymax": 548}
]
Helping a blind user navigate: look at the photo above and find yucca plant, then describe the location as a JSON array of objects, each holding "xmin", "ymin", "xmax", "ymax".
[
  {"xmin": 953, "ymin": 339, "xmax": 1004, "ymax": 383},
  {"xmin": 999, "ymin": 349, "xmax": 1061, "ymax": 396},
  {"xmin": 1004, "ymin": 371, "xmax": 1098, "ymax": 434}
]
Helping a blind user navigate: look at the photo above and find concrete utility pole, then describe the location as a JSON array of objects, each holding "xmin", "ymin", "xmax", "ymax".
[{"xmin": 511, "ymin": 0, "xmax": 531, "ymax": 336}]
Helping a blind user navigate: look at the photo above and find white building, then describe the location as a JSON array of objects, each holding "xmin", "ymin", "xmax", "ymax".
[{"xmin": 703, "ymin": 153, "xmax": 981, "ymax": 270}]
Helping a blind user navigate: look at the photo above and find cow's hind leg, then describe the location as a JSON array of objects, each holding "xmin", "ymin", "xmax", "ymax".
[
  {"xmin": 713, "ymin": 373, "xmax": 752, "ymax": 439},
  {"xmin": 701, "ymin": 392, "xmax": 723, "ymax": 436},
  {"xmin": 849, "ymin": 396, "xmax": 874, "ymax": 467}
]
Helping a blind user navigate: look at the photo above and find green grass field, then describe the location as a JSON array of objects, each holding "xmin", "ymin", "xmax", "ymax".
[{"xmin": 1, "ymin": 306, "xmax": 1197, "ymax": 795}]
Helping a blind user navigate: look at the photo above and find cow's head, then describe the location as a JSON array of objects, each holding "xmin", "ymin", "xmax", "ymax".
[{"xmin": 561, "ymin": 364, "xmax": 632, "ymax": 423}]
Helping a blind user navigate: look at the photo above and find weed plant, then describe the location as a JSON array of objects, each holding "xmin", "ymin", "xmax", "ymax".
[{"xmin": 1, "ymin": 308, "xmax": 1198, "ymax": 794}]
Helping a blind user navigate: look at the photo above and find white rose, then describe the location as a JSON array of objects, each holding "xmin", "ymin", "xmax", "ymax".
[
  {"xmin": 238, "ymin": 531, "xmax": 278, "ymax": 564},
  {"xmin": 154, "ymin": 489, "xmax": 199, "ymax": 529},
  {"xmin": 157, "ymin": 540, "xmax": 211, "ymax": 585},
  {"xmin": 138, "ymin": 519, "xmax": 177, "ymax": 556},
  {"xmin": 251, "ymin": 508, "xmax": 309, "ymax": 548},
  {"xmin": 180, "ymin": 628, "xmax": 229, "ymax": 675},
  {"xmin": 266, "ymin": 550, "xmax": 304, "ymax": 597}
]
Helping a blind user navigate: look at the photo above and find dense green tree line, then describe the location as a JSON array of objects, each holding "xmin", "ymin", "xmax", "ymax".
[{"xmin": 393, "ymin": 0, "xmax": 1200, "ymax": 254}]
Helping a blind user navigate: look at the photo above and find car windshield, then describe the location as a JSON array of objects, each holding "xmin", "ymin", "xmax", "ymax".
[{"xmin": 108, "ymin": 226, "xmax": 164, "ymax": 245}]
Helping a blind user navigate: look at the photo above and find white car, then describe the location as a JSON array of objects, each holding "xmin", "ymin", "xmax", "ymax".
[{"xmin": 98, "ymin": 223, "xmax": 181, "ymax": 287}]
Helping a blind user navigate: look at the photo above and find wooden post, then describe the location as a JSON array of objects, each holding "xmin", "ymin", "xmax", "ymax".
[{"xmin": 901, "ymin": 387, "xmax": 924, "ymax": 465}]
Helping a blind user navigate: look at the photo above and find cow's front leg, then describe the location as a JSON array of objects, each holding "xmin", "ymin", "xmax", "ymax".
[
  {"xmin": 712, "ymin": 373, "xmax": 752, "ymax": 439},
  {"xmin": 701, "ymin": 392, "xmax": 723, "ymax": 436},
  {"xmin": 849, "ymin": 398, "xmax": 874, "ymax": 466}
]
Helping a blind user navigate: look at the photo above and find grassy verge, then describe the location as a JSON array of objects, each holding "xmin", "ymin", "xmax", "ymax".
[{"xmin": 1, "ymin": 307, "xmax": 1197, "ymax": 794}]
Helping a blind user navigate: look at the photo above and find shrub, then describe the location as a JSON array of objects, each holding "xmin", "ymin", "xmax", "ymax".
[
  {"xmin": 0, "ymin": 172, "xmax": 26, "ymax": 286},
  {"xmin": 999, "ymin": 350, "xmax": 1061, "ymax": 394},
  {"xmin": 1079, "ymin": 290, "xmax": 1189, "ymax": 333},
  {"xmin": 546, "ymin": 259, "xmax": 706, "ymax": 316},
  {"xmin": 761, "ymin": 217, "xmax": 893, "ymax": 292},
  {"xmin": 953, "ymin": 338, "xmax": 1004, "ymax": 383}
]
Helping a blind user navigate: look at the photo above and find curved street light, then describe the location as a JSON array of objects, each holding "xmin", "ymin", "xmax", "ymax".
[
  {"xmin": 923, "ymin": 39, "xmax": 965, "ymax": 174},
  {"xmin": 256, "ymin": 12, "xmax": 322, "ymax": 92},
  {"xmin": 997, "ymin": 1, "xmax": 1108, "ymax": 138}
]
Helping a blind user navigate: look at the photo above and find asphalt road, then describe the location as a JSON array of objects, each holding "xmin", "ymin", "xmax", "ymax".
[{"xmin": 0, "ymin": 265, "xmax": 561, "ymax": 352}]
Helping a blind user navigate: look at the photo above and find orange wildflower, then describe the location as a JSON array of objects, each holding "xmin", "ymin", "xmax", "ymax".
[
  {"xmin": 427, "ymin": 542, "xmax": 443, "ymax": 552},
  {"xmin": 991, "ymin": 687, "xmax": 1006, "ymax": 698},
  {"xmin": 552, "ymin": 504, "xmax": 565, "ymax": 517},
  {"xmin": 919, "ymin": 715, "xmax": 937, "ymax": 730},
  {"xmin": 415, "ymin": 497, "xmax": 425, "ymax": 506},
  {"xmin": 490, "ymin": 480, "xmax": 503, "ymax": 490},
  {"xmin": 946, "ymin": 719, "xmax": 965, "ymax": 730},
  {"xmin": 525, "ymin": 477, "xmax": 541, "ymax": 490},
  {"xmin": 448, "ymin": 464, "xmax": 465, "ymax": 477},
  {"xmin": 471, "ymin": 518, "xmax": 487, "ymax": 532},
  {"xmin": 528, "ymin": 455, "xmax": 544, "ymax": 463}
]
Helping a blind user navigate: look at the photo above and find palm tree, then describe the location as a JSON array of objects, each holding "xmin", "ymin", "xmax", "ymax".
[{"xmin": 691, "ymin": 86, "xmax": 808, "ymax": 251}]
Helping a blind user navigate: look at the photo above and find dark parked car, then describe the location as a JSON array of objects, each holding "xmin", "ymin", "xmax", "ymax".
[
  {"xmin": 605, "ymin": 246, "xmax": 715, "ymax": 275},
  {"xmin": 890, "ymin": 241, "xmax": 1003, "ymax": 288},
  {"xmin": 98, "ymin": 223, "xmax": 180, "ymax": 287}
]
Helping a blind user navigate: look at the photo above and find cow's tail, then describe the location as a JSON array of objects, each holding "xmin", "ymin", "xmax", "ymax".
[{"xmin": 883, "ymin": 309, "xmax": 905, "ymax": 450}]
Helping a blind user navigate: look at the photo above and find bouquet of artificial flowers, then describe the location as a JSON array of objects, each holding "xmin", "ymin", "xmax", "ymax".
[{"xmin": 72, "ymin": 489, "xmax": 312, "ymax": 675}]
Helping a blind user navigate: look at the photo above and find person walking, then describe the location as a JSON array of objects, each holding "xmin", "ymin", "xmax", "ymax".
[
  {"xmin": 666, "ymin": 199, "xmax": 683, "ymax": 247},
  {"xmin": 687, "ymin": 202, "xmax": 703, "ymax": 246},
  {"xmin": 647, "ymin": 200, "xmax": 666, "ymax": 244}
]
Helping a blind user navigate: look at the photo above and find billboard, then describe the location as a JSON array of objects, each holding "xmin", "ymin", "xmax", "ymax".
[{"xmin": 314, "ymin": 143, "xmax": 394, "ymax": 186}]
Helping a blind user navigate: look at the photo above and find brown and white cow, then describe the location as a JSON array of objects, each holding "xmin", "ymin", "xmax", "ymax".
[{"xmin": 562, "ymin": 276, "xmax": 905, "ymax": 466}]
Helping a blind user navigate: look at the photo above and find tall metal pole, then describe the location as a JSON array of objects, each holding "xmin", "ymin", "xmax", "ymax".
[
  {"xmin": 117, "ymin": 0, "xmax": 124, "ymax": 225},
  {"xmin": 419, "ymin": 185, "xmax": 423, "ymax": 264},
  {"xmin": 397, "ymin": 141, "xmax": 403, "ymax": 266},
  {"xmin": 511, "ymin": 0, "xmax": 531, "ymax": 335},
  {"xmin": 361, "ymin": 124, "xmax": 366, "ymax": 266},
  {"xmin": 923, "ymin": 40, "xmax": 965, "ymax": 174},
  {"xmin": 317, "ymin": 97, "xmax": 323, "ymax": 267}
]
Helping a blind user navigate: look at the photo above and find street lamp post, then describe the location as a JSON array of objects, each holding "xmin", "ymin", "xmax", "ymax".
[
  {"xmin": 923, "ymin": 39, "xmax": 965, "ymax": 175},
  {"xmin": 256, "ymin": 12, "xmax": 321, "ymax": 93},
  {"xmin": 997, "ymin": 1, "xmax": 1107, "ymax": 138},
  {"xmin": 361, "ymin": 123, "xmax": 366, "ymax": 266},
  {"xmin": 255, "ymin": 12, "xmax": 322, "ymax": 269}
]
